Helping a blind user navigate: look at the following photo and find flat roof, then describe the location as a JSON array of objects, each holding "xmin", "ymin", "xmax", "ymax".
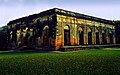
[{"xmin": 7, "ymin": 8, "xmax": 114, "ymax": 25}]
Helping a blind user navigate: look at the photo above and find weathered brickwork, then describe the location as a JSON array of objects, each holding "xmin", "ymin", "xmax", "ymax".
[{"xmin": 7, "ymin": 8, "xmax": 116, "ymax": 50}]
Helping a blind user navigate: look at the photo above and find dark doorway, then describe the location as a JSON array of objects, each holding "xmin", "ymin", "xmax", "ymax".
[
  {"xmin": 79, "ymin": 31, "xmax": 84, "ymax": 45},
  {"xmin": 96, "ymin": 32, "xmax": 99, "ymax": 44},
  {"xmin": 109, "ymin": 33, "xmax": 113, "ymax": 44},
  {"xmin": 102, "ymin": 33, "xmax": 106, "ymax": 44},
  {"xmin": 64, "ymin": 29, "xmax": 70, "ymax": 46},
  {"xmin": 25, "ymin": 32, "xmax": 30, "ymax": 46},
  {"xmin": 43, "ymin": 27, "xmax": 49, "ymax": 46},
  {"xmin": 27, "ymin": 36, "xmax": 33, "ymax": 46},
  {"xmin": 88, "ymin": 32, "xmax": 92, "ymax": 45}
]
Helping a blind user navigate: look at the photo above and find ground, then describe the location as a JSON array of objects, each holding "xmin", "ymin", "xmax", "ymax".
[{"xmin": 0, "ymin": 48, "xmax": 120, "ymax": 75}]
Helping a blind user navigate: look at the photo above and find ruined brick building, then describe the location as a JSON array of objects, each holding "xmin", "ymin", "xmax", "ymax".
[{"xmin": 7, "ymin": 8, "xmax": 116, "ymax": 50}]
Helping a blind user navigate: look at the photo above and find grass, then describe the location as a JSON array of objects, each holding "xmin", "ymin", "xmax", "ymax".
[{"xmin": 0, "ymin": 48, "xmax": 120, "ymax": 75}]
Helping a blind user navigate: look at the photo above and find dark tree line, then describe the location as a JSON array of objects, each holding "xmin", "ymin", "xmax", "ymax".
[{"xmin": 0, "ymin": 26, "xmax": 8, "ymax": 50}]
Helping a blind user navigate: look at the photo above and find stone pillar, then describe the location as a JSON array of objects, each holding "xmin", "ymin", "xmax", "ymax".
[
  {"xmin": 83, "ymin": 26, "xmax": 87, "ymax": 45},
  {"xmin": 84, "ymin": 32, "xmax": 88, "ymax": 45},
  {"xmin": 99, "ymin": 33, "xmax": 102, "ymax": 44},
  {"xmin": 92, "ymin": 32, "xmax": 96, "ymax": 44},
  {"xmin": 22, "ymin": 30, "xmax": 26, "ymax": 46},
  {"xmin": 113, "ymin": 34, "xmax": 116, "ymax": 44},
  {"xmin": 61, "ymin": 22, "xmax": 64, "ymax": 46},
  {"xmin": 74, "ymin": 25, "xmax": 78, "ymax": 45},
  {"xmin": 75, "ymin": 37, "xmax": 79, "ymax": 45},
  {"xmin": 106, "ymin": 36, "xmax": 110, "ymax": 44},
  {"xmin": 16, "ymin": 30, "xmax": 20, "ymax": 45}
]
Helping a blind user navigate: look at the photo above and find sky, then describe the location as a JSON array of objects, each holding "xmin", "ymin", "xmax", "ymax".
[{"xmin": 0, "ymin": 0, "xmax": 120, "ymax": 27}]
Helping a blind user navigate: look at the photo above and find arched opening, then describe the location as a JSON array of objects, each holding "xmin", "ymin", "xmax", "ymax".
[
  {"xmin": 78, "ymin": 27, "xmax": 84, "ymax": 45},
  {"xmin": 43, "ymin": 25, "xmax": 49, "ymax": 46},
  {"xmin": 102, "ymin": 29, "xmax": 106, "ymax": 44},
  {"xmin": 25, "ymin": 30, "xmax": 30, "ymax": 46},
  {"xmin": 109, "ymin": 34, "xmax": 113, "ymax": 44},
  {"xmin": 88, "ymin": 27, "xmax": 92, "ymax": 45},
  {"xmin": 22, "ymin": 37, "xmax": 26, "ymax": 46},
  {"xmin": 26, "ymin": 36, "xmax": 33, "ymax": 49},
  {"xmin": 109, "ymin": 31, "xmax": 113, "ymax": 44},
  {"xmin": 95, "ymin": 27, "xmax": 99, "ymax": 44},
  {"xmin": 64, "ymin": 25, "xmax": 70, "ymax": 46}
]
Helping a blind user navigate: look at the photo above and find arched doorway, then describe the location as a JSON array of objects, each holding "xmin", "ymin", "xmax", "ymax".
[
  {"xmin": 95, "ymin": 27, "xmax": 99, "ymax": 44},
  {"xmin": 88, "ymin": 27, "xmax": 92, "ymax": 45},
  {"xmin": 64, "ymin": 25, "xmax": 70, "ymax": 46},
  {"xmin": 25, "ymin": 30, "xmax": 30, "ymax": 46},
  {"xmin": 78, "ymin": 27, "xmax": 84, "ymax": 45},
  {"xmin": 102, "ymin": 29, "xmax": 106, "ymax": 44},
  {"xmin": 43, "ymin": 25, "xmax": 49, "ymax": 46},
  {"xmin": 28, "ymin": 36, "xmax": 32, "ymax": 46},
  {"xmin": 109, "ymin": 30, "xmax": 113, "ymax": 44}
]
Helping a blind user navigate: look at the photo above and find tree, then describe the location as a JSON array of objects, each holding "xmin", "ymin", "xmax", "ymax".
[
  {"xmin": 0, "ymin": 26, "xmax": 8, "ymax": 50},
  {"xmin": 114, "ymin": 20, "xmax": 120, "ymax": 24}
]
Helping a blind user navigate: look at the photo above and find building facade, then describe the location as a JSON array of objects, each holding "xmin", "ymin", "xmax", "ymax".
[{"xmin": 7, "ymin": 8, "xmax": 116, "ymax": 50}]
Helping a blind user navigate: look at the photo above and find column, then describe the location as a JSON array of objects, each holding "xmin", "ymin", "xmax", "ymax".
[
  {"xmin": 92, "ymin": 32, "xmax": 96, "ymax": 44},
  {"xmin": 84, "ymin": 32, "xmax": 88, "ymax": 45},
  {"xmin": 113, "ymin": 34, "xmax": 116, "ymax": 44},
  {"xmin": 99, "ymin": 33, "xmax": 102, "ymax": 44}
]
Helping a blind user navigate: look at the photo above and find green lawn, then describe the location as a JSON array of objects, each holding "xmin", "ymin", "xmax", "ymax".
[{"xmin": 0, "ymin": 48, "xmax": 120, "ymax": 75}]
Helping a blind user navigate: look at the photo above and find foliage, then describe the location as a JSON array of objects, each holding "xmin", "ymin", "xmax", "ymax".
[
  {"xmin": 114, "ymin": 20, "xmax": 120, "ymax": 24},
  {"xmin": 0, "ymin": 49, "xmax": 120, "ymax": 75},
  {"xmin": 0, "ymin": 26, "xmax": 7, "ymax": 50}
]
